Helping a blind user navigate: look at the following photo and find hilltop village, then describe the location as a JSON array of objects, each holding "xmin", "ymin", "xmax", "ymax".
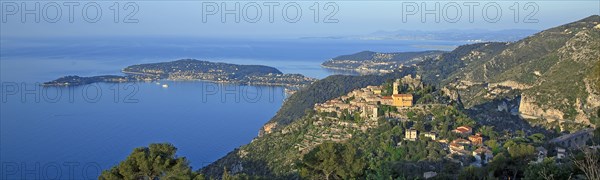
[
  {"xmin": 288, "ymin": 75, "xmax": 596, "ymax": 177},
  {"xmin": 305, "ymin": 75, "xmax": 498, "ymax": 165},
  {"xmin": 314, "ymin": 75, "xmax": 420, "ymax": 120}
]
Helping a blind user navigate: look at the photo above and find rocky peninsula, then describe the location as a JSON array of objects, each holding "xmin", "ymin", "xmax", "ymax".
[{"xmin": 43, "ymin": 59, "xmax": 316, "ymax": 88}]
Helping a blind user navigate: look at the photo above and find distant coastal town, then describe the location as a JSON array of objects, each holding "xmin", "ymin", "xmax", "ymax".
[{"xmin": 321, "ymin": 50, "xmax": 444, "ymax": 73}]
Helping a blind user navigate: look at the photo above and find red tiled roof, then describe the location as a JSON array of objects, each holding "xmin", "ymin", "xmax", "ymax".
[
  {"xmin": 469, "ymin": 135, "xmax": 482, "ymax": 139},
  {"xmin": 457, "ymin": 126, "xmax": 472, "ymax": 130}
]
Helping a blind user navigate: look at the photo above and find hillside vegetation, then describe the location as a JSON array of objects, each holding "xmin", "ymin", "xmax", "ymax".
[{"xmin": 418, "ymin": 15, "xmax": 600, "ymax": 130}]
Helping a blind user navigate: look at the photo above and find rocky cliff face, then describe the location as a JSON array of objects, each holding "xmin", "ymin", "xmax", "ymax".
[
  {"xmin": 518, "ymin": 95, "xmax": 564, "ymax": 122},
  {"xmin": 585, "ymin": 78, "xmax": 600, "ymax": 108},
  {"xmin": 441, "ymin": 87, "xmax": 461, "ymax": 103},
  {"xmin": 518, "ymin": 94, "xmax": 596, "ymax": 130}
]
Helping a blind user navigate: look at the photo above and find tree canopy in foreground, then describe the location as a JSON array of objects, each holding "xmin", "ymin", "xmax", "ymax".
[{"xmin": 99, "ymin": 143, "xmax": 202, "ymax": 180}]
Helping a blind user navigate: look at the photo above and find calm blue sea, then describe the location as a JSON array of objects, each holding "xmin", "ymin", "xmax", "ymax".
[{"xmin": 0, "ymin": 37, "xmax": 465, "ymax": 179}]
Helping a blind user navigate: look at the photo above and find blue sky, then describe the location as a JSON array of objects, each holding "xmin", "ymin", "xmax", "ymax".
[{"xmin": 1, "ymin": 0, "xmax": 599, "ymax": 38}]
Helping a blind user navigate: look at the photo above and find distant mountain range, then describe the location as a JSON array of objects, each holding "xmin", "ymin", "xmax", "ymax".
[{"xmin": 301, "ymin": 29, "xmax": 539, "ymax": 42}]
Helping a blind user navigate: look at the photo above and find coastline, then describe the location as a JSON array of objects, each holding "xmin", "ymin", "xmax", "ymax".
[{"xmin": 320, "ymin": 64, "xmax": 390, "ymax": 74}]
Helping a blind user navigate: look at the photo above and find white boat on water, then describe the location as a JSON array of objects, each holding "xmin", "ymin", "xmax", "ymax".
[{"xmin": 162, "ymin": 84, "xmax": 169, "ymax": 88}]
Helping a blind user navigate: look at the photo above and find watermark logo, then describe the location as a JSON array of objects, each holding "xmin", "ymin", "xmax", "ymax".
[
  {"xmin": 401, "ymin": 1, "xmax": 539, "ymax": 23},
  {"xmin": 1, "ymin": 161, "xmax": 102, "ymax": 180},
  {"xmin": 0, "ymin": 82, "xmax": 294, "ymax": 104},
  {"xmin": 201, "ymin": 2, "xmax": 339, "ymax": 23},
  {"xmin": 1, "ymin": 82, "xmax": 139, "ymax": 104},
  {"xmin": 200, "ymin": 83, "xmax": 285, "ymax": 103},
  {"xmin": 1, "ymin": 1, "xmax": 139, "ymax": 23}
]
